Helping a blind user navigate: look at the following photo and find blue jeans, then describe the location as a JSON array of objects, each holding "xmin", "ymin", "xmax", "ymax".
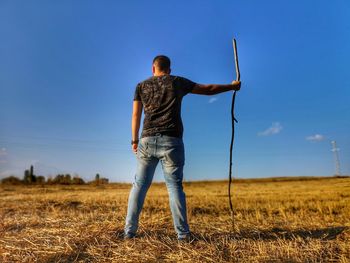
[{"xmin": 124, "ymin": 134, "xmax": 190, "ymax": 239}]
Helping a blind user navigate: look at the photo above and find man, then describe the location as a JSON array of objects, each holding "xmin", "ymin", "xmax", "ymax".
[{"xmin": 125, "ymin": 55, "xmax": 241, "ymax": 240}]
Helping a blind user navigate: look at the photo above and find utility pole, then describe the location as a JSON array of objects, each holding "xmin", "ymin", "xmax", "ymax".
[{"xmin": 331, "ymin": 140, "xmax": 341, "ymax": 176}]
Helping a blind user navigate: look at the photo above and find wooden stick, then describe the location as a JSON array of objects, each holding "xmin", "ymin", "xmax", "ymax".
[
  {"xmin": 229, "ymin": 38, "xmax": 240, "ymax": 231},
  {"xmin": 232, "ymin": 39, "xmax": 240, "ymax": 81}
]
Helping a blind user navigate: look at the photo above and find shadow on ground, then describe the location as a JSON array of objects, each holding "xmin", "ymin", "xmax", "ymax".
[
  {"xmin": 114, "ymin": 226, "xmax": 348, "ymax": 242},
  {"xmin": 207, "ymin": 226, "xmax": 348, "ymax": 241}
]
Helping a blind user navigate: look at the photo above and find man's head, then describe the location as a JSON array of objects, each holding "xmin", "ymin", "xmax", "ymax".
[{"xmin": 152, "ymin": 55, "xmax": 171, "ymax": 76}]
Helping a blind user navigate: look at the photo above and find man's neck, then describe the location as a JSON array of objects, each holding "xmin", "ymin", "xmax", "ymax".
[{"xmin": 153, "ymin": 72, "xmax": 169, "ymax": 77}]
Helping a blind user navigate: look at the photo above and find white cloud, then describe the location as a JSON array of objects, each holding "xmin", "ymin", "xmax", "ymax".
[
  {"xmin": 258, "ymin": 122, "xmax": 283, "ymax": 136},
  {"xmin": 306, "ymin": 134, "xmax": 325, "ymax": 142},
  {"xmin": 208, "ymin": 97, "xmax": 218, "ymax": 104}
]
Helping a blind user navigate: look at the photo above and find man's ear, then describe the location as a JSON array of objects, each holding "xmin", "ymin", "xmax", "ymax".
[
  {"xmin": 168, "ymin": 68, "xmax": 171, "ymax": 74},
  {"xmin": 152, "ymin": 65, "xmax": 156, "ymax": 75}
]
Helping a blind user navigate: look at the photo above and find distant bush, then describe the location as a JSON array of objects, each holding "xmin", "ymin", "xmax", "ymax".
[
  {"xmin": 0, "ymin": 165, "xmax": 109, "ymax": 186},
  {"xmin": 90, "ymin": 173, "xmax": 109, "ymax": 185},
  {"xmin": 1, "ymin": 176, "xmax": 22, "ymax": 185},
  {"xmin": 36, "ymin": 176, "xmax": 46, "ymax": 184},
  {"xmin": 23, "ymin": 165, "xmax": 36, "ymax": 184},
  {"xmin": 49, "ymin": 174, "xmax": 85, "ymax": 185},
  {"xmin": 72, "ymin": 177, "xmax": 85, "ymax": 185}
]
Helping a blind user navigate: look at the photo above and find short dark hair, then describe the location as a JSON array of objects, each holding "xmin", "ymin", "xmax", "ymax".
[{"xmin": 153, "ymin": 55, "xmax": 171, "ymax": 72}]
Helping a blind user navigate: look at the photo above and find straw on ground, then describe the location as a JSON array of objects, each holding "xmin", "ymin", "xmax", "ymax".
[{"xmin": 0, "ymin": 177, "xmax": 349, "ymax": 262}]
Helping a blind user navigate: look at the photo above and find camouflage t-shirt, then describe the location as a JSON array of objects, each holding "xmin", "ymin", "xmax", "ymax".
[{"xmin": 134, "ymin": 75, "xmax": 196, "ymax": 138}]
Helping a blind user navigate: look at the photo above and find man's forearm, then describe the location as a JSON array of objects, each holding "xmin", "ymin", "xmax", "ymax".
[
  {"xmin": 131, "ymin": 115, "xmax": 140, "ymax": 141},
  {"xmin": 131, "ymin": 101, "xmax": 143, "ymax": 143},
  {"xmin": 204, "ymin": 84, "xmax": 236, "ymax": 95},
  {"xmin": 191, "ymin": 81, "xmax": 240, "ymax": 95}
]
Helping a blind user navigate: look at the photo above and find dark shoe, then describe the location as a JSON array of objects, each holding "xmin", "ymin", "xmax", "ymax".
[{"xmin": 177, "ymin": 233, "xmax": 196, "ymax": 243}]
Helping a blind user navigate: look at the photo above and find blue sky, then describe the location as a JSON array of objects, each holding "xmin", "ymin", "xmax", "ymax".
[{"xmin": 1, "ymin": 0, "xmax": 349, "ymax": 182}]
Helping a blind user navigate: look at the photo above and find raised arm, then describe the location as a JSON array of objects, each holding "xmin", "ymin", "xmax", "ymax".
[
  {"xmin": 131, "ymin": 100, "xmax": 143, "ymax": 153},
  {"xmin": 191, "ymin": 81, "xmax": 241, "ymax": 95}
]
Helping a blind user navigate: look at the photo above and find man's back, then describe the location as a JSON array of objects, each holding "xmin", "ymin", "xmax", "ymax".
[{"xmin": 134, "ymin": 75, "xmax": 195, "ymax": 139}]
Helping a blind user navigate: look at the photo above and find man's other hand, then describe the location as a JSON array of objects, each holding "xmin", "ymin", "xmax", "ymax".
[
  {"xmin": 132, "ymin": 143, "xmax": 138, "ymax": 154},
  {"xmin": 232, "ymin": 80, "xmax": 241, "ymax": 91}
]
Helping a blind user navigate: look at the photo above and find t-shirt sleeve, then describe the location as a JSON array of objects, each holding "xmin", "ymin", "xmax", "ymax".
[
  {"xmin": 133, "ymin": 83, "xmax": 141, "ymax": 101},
  {"xmin": 177, "ymin": 77, "xmax": 196, "ymax": 96}
]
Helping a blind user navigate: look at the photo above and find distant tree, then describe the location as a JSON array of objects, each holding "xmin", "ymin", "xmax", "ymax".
[
  {"xmin": 90, "ymin": 176, "xmax": 109, "ymax": 185},
  {"xmin": 48, "ymin": 174, "xmax": 73, "ymax": 185},
  {"xmin": 30, "ymin": 165, "xmax": 36, "ymax": 183},
  {"xmin": 23, "ymin": 165, "xmax": 37, "ymax": 184},
  {"xmin": 72, "ymin": 176, "xmax": 85, "ymax": 185},
  {"xmin": 99, "ymin": 178, "xmax": 109, "ymax": 184},
  {"xmin": 1, "ymin": 176, "xmax": 22, "ymax": 185},
  {"xmin": 64, "ymin": 174, "xmax": 72, "ymax": 185},
  {"xmin": 53, "ymin": 174, "xmax": 64, "ymax": 184},
  {"xmin": 23, "ymin": 169, "xmax": 31, "ymax": 184},
  {"xmin": 36, "ymin": 176, "xmax": 46, "ymax": 184}
]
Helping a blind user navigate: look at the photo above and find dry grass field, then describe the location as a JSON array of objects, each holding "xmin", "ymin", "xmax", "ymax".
[{"xmin": 0, "ymin": 177, "xmax": 349, "ymax": 262}]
